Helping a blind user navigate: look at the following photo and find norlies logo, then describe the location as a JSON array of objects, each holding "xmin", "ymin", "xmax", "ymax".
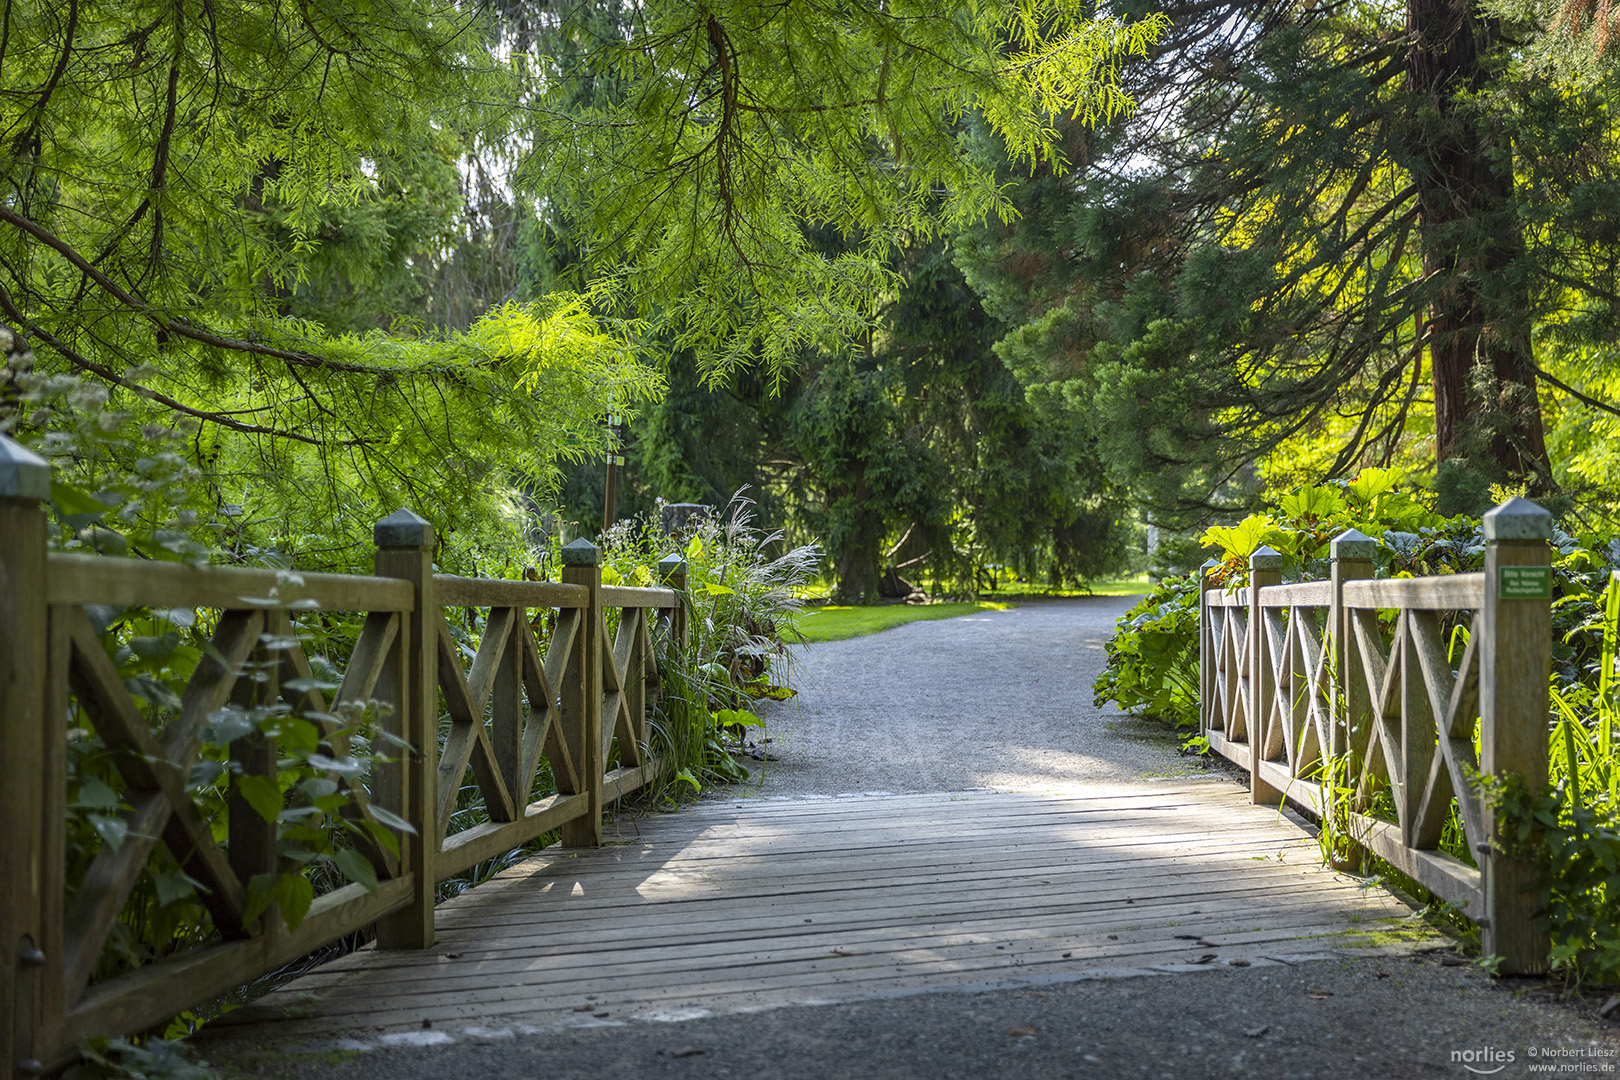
[{"xmin": 1453, "ymin": 1047, "xmax": 1516, "ymax": 1074}]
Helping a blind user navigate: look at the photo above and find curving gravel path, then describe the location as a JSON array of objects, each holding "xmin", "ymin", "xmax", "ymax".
[{"xmin": 744, "ymin": 596, "xmax": 1218, "ymax": 796}]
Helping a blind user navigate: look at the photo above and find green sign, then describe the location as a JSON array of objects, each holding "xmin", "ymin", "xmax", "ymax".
[{"xmin": 1499, "ymin": 565, "xmax": 1552, "ymax": 600}]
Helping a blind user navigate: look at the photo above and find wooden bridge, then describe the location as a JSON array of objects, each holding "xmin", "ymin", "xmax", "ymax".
[{"xmin": 0, "ymin": 432, "xmax": 1552, "ymax": 1074}]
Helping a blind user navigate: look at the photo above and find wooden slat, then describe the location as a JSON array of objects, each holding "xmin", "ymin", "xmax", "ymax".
[
  {"xmin": 1257, "ymin": 581, "xmax": 1331, "ymax": 607},
  {"xmin": 226, "ymin": 893, "xmax": 1396, "ymax": 1033},
  {"xmin": 52, "ymin": 876, "xmax": 416, "ymax": 1069},
  {"xmin": 1205, "ymin": 587, "xmax": 1249, "ymax": 608},
  {"xmin": 198, "ymin": 787, "xmax": 1429, "ymax": 1049},
  {"xmin": 228, "ymin": 611, "xmax": 281, "ymax": 892},
  {"xmin": 436, "ymin": 793, "xmax": 591, "ymax": 880},
  {"xmin": 1262, "ymin": 607, "xmax": 1289, "ymax": 762},
  {"xmin": 428, "ymin": 837, "xmax": 1337, "ymax": 925},
  {"xmin": 608, "ymin": 609, "xmax": 643, "ymax": 764},
  {"xmin": 433, "ymin": 576, "xmax": 587, "ymax": 610},
  {"xmin": 61, "ymin": 609, "xmax": 250, "ymax": 982},
  {"xmin": 1205, "ymin": 729, "xmax": 1252, "ymax": 768},
  {"xmin": 517, "ymin": 622, "xmax": 572, "ymax": 792},
  {"xmin": 61, "ymin": 794, "xmax": 171, "ymax": 1004},
  {"xmin": 489, "ymin": 611, "xmax": 525, "ymax": 818},
  {"xmin": 1437, "ymin": 634, "xmax": 1487, "ymax": 853},
  {"xmin": 1294, "ymin": 611, "xmax": 1327, "ymax": 774},
  {"xmin": 430, "ymin": 841, "xmax": 1343, "ymax": 931},
  {"xmin": 1256, "ymin": 759, "xmax": 1323, "ymax": 808},
  {"xmin": 400, "ymin": 883, "xmax": 1377, "ymax": 969},
  {"xmin": 1406, "ymin": 612, "xmax": 1455, "ymax": 849},
  {"xmin": 1342, "ymin": 573, "xmax": 1485, "ymax": 610},
  {"xmin": 45, "ymin": 553, "xmax": 413, "ymax": 612},
  {"xmin": 434, "ymin": 615, "xmax": 516, "ymax": 835},
  {"xmin": 168, "ymin": 609, "xmax": 264, "ymax": 759},
  {"xmin": 40, "ymin": 606, "xmax": 70, "ymax": 1037},
  {"xmin": 1349, "ymin": 813, "xmax": 1483, "ymax": 915},
  {"xmin": 278, "ymin": 633, "xmax": 398, "ymax": 879},
  {"xmin": 1350, "ymin": 608, "xmax": 1390, "ymax": 716},
  {"xmin": 264, "ymin": 892, "xmax": 1380, "ymax": 1008},
  {"xmin": 600, "ymin": 584, "xmax": 679, "ymax": 609},
  {"xmin": 603, "ymin": 759, "xmax": 660, "ymax": 801},
  {"xmin": 332, "ymin": 611, "xmax": 401, "ymax": 708}
]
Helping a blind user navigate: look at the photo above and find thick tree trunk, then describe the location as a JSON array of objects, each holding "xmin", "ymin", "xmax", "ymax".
[{"xmin": 1406, "ymin": 0, "xmax": 1552, "ymax": 501}]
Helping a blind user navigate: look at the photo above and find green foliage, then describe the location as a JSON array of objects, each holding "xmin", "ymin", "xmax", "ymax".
[
  {"xmin": 523, "ymin": 0, "xmax": 1165, "ymax": 373},
  {"xmin": 1097, "ymin": 470, "xmax": 1465, "ymax": 727},
  {"xmin": 1092, "ymin": 575, "xmax": 1203, "ymax": 728},
  {"xmin": 4, "ymin": 298, "xmax": 659, "ymax": 574},
  {"xmin": 1, "ymin": 0, "xmax": 662, "ymax": 577},
  {"xmin": 597, "ymin": 244, "xmax": 1132, "ymax": 603},
  {"xmin": 65, "ymin": 1037, "xmax": 213, "ymax": 1080},
  {"xmin": 61, "ymin": 601, "xmax": 412, "ymax": 984},
  {"xmin": 955, "ymin": 0, "xmax": 1620, "ymax": 520},
  {"xmin": 599, "ymin": 493, "xmax": 819, "ymax": 793}
]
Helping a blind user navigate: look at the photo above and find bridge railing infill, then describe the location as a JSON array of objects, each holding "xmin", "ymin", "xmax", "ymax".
[
  {"xmin": 0, "ymin": 434, "xmax": 686, "ymax": 1074},
  {"xmin": 1200, "ymin": 496, "xmax": 1551, "ymax": 976}
]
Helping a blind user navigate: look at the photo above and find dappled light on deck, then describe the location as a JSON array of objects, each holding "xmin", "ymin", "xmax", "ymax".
[{"xmin": 203, "ymin": 785, "xmax": 1430, "ymax": 1051}]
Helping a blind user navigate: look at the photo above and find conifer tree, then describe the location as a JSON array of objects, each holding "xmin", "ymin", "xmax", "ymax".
[{"xmin": 961, "ymin": 0, "xmax": 1620, "ymax": 517}]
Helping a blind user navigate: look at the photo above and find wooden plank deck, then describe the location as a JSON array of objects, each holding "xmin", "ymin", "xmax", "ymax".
[{"xmin": 206, "ymin": 782, "xmax": 1437, "ymax": 1052}]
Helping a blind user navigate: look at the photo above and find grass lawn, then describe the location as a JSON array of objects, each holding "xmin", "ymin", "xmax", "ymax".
[
  {"xmin": 789, "ymin": 602, "xmax": 1014, "ymax": 644},
  {"xmin": 982, "ymin": 574, "xmax": 1152, "ymax": 599}
]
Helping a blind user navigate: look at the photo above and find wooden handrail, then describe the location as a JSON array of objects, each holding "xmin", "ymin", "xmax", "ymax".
[
  {"xmin": 46, "ymin": 552, "xmax": 415, "ymax": 611},
  {"xmin": 434, "ymin": 574, "xmax": 589, "ymax": 609},
  {"xmin": 1256, "ymin": 580, "xmax": 1330, "ymax": 608},
  {"xmin": 0, "ymin": 433, "xmax": 695, "ymax": 1072},
  {"xmin": 600, "ymin": 583, "xmax": 680, "ymax": 608},
  {"xmin": 1341, "ymin": 572, "xmax": 1484, "ymax": 610},
  {"xmin": 1200, "ymin": 502, "xmax": 1553, "ymax": 976}
]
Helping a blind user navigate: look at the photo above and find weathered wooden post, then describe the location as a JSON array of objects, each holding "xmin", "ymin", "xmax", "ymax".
[
  {"xmin": 1198, "ymin": 558, "xmax": 1218, "ymax": 742},
  {"xmin": 1, "ymin": 434, "xmax": 53, "ymax": 1077},
  {"xmin": 373, "ymin": 509, "xmax": 438, "ymax": 949},
  {"xmin": 1480, "ymin": 496, "xmax": 1553, "ymax": 975},
  {"xmin": 560, "ymin": 539, "xmax": 603, "ymax": 847},
  {"xmin": 1248, "ymin": 546, "xmax": 1285, "ymax": 805},
  {"xmin": 658, "ymin": 553, "xmax": 688, "ymax": 655},
  {"xmin": 1329, "ymin": 530, "xmax": 1376, "ymax": 766}
]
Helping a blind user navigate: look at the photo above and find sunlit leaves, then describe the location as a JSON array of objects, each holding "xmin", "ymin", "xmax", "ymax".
[{"xmin": 521, "ymin": 0, "xmax": 1165, "ymax": 377}]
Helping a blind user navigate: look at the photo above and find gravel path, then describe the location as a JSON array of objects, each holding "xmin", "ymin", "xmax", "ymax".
[
  {"xmin": 235, "ymin": 953, "xmax": 1619, "ymax": 1080},
  {"xmin": 744, "ymin": 596, "xmax": 1212, "ymax": 796}
]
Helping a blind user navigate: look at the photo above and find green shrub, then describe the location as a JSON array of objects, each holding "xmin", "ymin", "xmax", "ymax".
[
  {"xmin": 600, "ymin": 491, "xmax": 819, "ymax": 797},
  {"xmin": 1092, "ymin": 574, "xmax": 1202, "ymax": 728}
]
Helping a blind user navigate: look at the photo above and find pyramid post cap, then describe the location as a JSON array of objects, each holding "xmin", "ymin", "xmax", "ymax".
[
  {"xmin": 0, "ymin": 434, "xmax": 52, "ymax": 501},
  {"xmin": 1483, "ymin": 496, "xmax": 1552, "ymax": 541},
  {"xmin": 656, "ymin": 553, "xmax": 687, "ymax": 578},
  {"xmin": 1249, "ymin": 545, "xmax": 1284, "ymax": 570},
  {"xmin": 560, "ymin": 538, "xmax": 599, "ymax": 566},
  {"xmin": 1330, "ymin": 528, "xmax": 1378, "ymax": 560},
  {"xmin": 374, "ymin": 508, "xmax": 433, "ymax": 548}
]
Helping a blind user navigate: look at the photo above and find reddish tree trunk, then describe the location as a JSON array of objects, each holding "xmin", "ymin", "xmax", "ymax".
[{"xmin": 1407, "ymin": 0, "xmax": 1552, "ymax": 492}]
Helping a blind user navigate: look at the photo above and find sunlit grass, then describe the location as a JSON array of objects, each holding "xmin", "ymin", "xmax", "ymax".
[
  {"xmin": 789, "ymin": 602, "xmax": 1015, "ymax": 643},
  {"xmin": 983, "ymin": 575, "xmax": 1153, "ymax": 598}
]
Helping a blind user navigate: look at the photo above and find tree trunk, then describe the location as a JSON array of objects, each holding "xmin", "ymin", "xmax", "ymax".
[{"xmin": 1406, "ymin": 0, "xmax": 1552, "ymax": 507}]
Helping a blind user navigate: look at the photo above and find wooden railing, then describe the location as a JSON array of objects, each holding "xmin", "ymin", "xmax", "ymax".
[
  {"xmin": 0, "ymin": 436, "xmax": 686, "ymax": 1075},
  {"xmin": 1199, "ymin": 496, "xmax": 1553, "ymax": 974}
]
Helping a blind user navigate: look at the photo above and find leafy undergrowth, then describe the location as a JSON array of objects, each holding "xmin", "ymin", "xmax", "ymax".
[{"xmin": 789, "ymin": 601, "xmax": 1013, "ymax": 643}]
